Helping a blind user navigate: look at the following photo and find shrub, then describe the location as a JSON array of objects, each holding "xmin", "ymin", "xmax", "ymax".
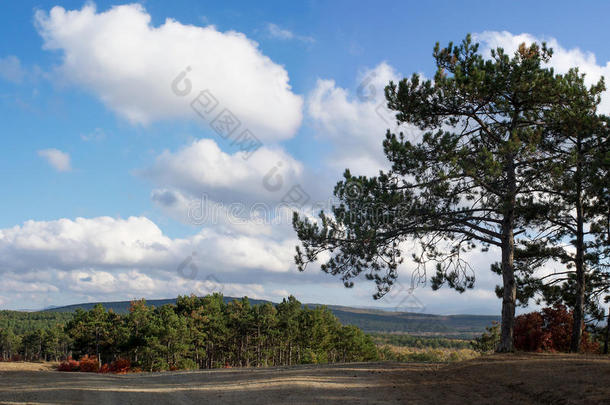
[
  {"xmin": 109, "ymin": 358, "xmax": 131, "ymax": 374},
  {"xmin": 513, "ymin": 312, "xmax": 546, "ymax": 352},
  {"xmin": 98, "ymin": 363, "xmax": 111, "ymax": 374},
  {"xmin": 513, "ymin": 305, "xmax": 600, "ymax": 353},
  {"xmin": 470, "ymin": 322, "xmax": 501, "ymax": 353},
  {"xmin": 98, "ymin": 358, "xmax": 131, "ymax": 374},
  {"xmin": 57, "ymin": 357, "xmax": 79, "ymax": 372},
  {"xmin": 78, "ymin": 355, "xmax": 99, "ymax": 372},
  {"xmin": 175, "ymin": 358, "xmax": 197, "ymax": 370}
]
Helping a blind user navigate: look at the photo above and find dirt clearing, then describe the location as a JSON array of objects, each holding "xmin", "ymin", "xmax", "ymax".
[{"xmin": 0, "ymin": 354, "xmax": 608, "ymax": 404}]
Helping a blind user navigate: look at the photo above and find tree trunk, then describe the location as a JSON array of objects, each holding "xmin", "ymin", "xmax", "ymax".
[
  {"xmin": 604, "ymin": 307, "xmax": 610, "ymax": 354},
  {"xmin": 570, "ymin": 140, "xmax": 585, "ymax": 353},
  {"xmin": 498, "ymin": 159, "xmax": 517, "ymax": 353},
  {"xmin": 570, "ymin": 208, "xmax": 586, "ymax": 352}
]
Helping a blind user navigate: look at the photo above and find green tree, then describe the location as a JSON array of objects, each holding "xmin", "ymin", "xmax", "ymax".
[
  {"xmin": 66, "ymin": 304, "xmax": 111, "ymax": 363},
  {"xmin": 0, "ymin": 328, "xmax": 20, "ymax": 360},
  {"xmin": 277, "ymin": 296, "xmax": 301, "ymax": 365},
  {"xmin": 507, "ymin": 70, "xmax": 609, "ymax": 351},
  {"xmin": 252, "ymin": 302, "xmax": 277, "ymax": 366},
  {"xmin": 293, "ymin": 36, "xmax": 566, "ymax": 352},
  {"xmin": 470, "ymin": 322, "xmax": 501, "ymax": 353},
  {"xmin": 200, "ymin": 293, "xmax": 228, "ymax": 369}
]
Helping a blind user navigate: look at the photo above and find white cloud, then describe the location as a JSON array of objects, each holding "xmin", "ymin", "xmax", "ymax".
[
  {"xmin": 267, "ymin": 23, "xmax": 294, "ymax": 40},
  {"xmin": 0, "ymin": 214, "xmax": 305, "ymax": 308},
  {"xmin": 0, "ymin": 215, "xmax": 296, "ymax": 279},
  {"xmin": 35, "ymin": 3, "xmax": 303, "ymax": 141},
  {"xmin": 308, "ymin": 62, "xmax": 420, "ymax": 176},
  {"xmin": 474, "ymin": 31, "xmax": 610, "ymax": 114},
  {"xmin": 0, "ymin": 214, "xmax": 517, "ymax": 313},
  {"xmin": 0, "ymin": 55, "xmax": 25, "ymax": 83},
  {"xmin": 142, "ymin": 138, "xmax": 304, "ymax": 204},
  {"xmin": 37, "ymin": 148, "xmax": 71, "ymax": 172},
  {"xmin": 266, "ymin": 23, "xmax": 314, "ymax": 43}
]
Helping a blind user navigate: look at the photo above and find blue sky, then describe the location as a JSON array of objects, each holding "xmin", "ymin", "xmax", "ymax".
[{"xmin": 1, "ymin": 1, "xmax": 609, "ymax": 312}]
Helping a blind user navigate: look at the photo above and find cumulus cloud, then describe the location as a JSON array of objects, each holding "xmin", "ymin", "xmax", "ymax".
[
  {"xmin": 308, "ymin": 62, "xmax": 420, "ymax": 176},
  {"xmin": 475, "ymin": 31, "xmax": 610, "ymax": 114},
  {"xmin": 37, "ymin": 148, "xmax": 71, "ymax": 172},
  {"xmin": 34, "ymin": 3, "xmax": 303, "ymax": 141},
  {"xmin": 0, "ymin": 215, "xmax": 303, "ymax": 308},
  {"xmin": 0, "ymin": 215, "xmax": 298, "ymax": 274},
  {"xmin": 0, "ymin": 214, "xmax": 514, "ymax": 313},
  {"xmin": 142, "ymin": 138, "xmax": 304, "ymax": 204}
]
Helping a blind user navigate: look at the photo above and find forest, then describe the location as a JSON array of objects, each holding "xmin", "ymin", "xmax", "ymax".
[{"xmin": 0, "ymin": 294, "xmax": 378, "ymax": 371}]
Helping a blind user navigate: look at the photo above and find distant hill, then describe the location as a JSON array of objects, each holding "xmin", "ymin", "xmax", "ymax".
[{"xmin": 45, "ymin": 297, "xmax": 499, "ymax": 337}]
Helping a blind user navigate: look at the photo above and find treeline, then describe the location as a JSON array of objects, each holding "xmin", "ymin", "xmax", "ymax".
[
  {"xmin": 0, "ymin": 311, "xmax": 72, "ymax": 335},
  {"xmin": 370, "ymin": 333, "xmax": 471, "ymax": 349},
  {"xmin": 0, "ymin": 294, "xmax": 378, "ymax": 370}
]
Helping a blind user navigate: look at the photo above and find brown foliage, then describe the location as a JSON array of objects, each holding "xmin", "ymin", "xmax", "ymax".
[
  {"xmin": 99, "ymin": 358, "xmax": 131, "ymax": 374},
  {"xmin": 77, "ymin": 355, "xmax": 99, "ymax": 372},
  {"xmin": 57, "ymin": 357, "xmax": 80, "ymax": 372},
  {"xmin": 513, "ymin": 305, "xmax": 599, "ymax": 353}
]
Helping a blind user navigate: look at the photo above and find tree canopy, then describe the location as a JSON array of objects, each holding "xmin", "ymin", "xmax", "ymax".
[{"xmin": 293, "ymin": 35, "xmax": 610, "ymax": 352}]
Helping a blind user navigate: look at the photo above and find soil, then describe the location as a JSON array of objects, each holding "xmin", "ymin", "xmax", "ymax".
[{"xmin": 0, "ymin": 353, "xmax": 608, "ymax": 404}]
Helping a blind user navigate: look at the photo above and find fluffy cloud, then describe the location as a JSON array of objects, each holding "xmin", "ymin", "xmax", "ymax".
[
  {"xmin": 308, "ymin": 62, "xmax": 420, "ymax": 176},
  {"xmin": 143, "ymin": 138, "xmax": 305, "ymax": 204},
  {"xmin": 0, "ymin": 214, "xmax": 514, "ymax": 313},
  {"xmin": 0, "ymin": 215, "xmax": 304, "ymax": 308},
  {"xmin": 37, "ymin": 148, "xmax": 71, "ymax": 172},
  {"xmin": 35, "ymin": 3, "xmax": 303, "ymax": 141},
  {"xmin": 0, "ymin": 215, "xmax": 296, "ymax": 274},
  {"xmin": 475, "ymin": 31, "xmax": 610, "ymax": 114},
  {"xmin": 0, "ymin": 216, "xmax": 173, "ymax": 270}
]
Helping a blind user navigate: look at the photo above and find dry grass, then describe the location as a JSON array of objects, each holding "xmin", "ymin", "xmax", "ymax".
[
  {"xmin": 0, "ymin": 361, "xmax": 57, "ymax": 372},
  {"xmin": 380, "ymin": 344, "xmax": 480, "ymax": 362}
]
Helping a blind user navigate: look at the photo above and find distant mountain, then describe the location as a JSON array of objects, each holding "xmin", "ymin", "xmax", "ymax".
[{"xmin": 45, "ymin": 297, "xmax": 499, "ymax": 337}]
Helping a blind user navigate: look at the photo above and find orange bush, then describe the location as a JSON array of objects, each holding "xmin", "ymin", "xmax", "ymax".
[
  {"xmin": 78, "ymin": 355, "xmax": 99, "ymax": 372},
  {"xmin": 99, "ymin": 358, "xmax": 131, "ymax": 374},
  {"xmin": 98, "ymin": 363, "xmax": 111, "ymax": 373},
  {"xmin": 57, "ymin": 357, "xmax": 80, "ymax": 372},
  {"xmin": 110, "ymin": 358, "xmax": 131, "ymax": 374}
]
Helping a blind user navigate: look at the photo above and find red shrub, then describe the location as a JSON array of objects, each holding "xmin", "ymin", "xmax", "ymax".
[
  {"xmin": 541, "ymin": 306, "xmax": 573, "ymax": 351},
  {"xmin": 514, "ymin": 311, "xmax": 547, "ymax": 352},
  {"xmin": 98, "ymin": 363, "xmax": 111, "ymax": 374},
  {"xmin": 100, "ymin": 358, "xmax": 131, "ymax": 374},
  {"xmin": 514, "ymin": 305, "xmax": 599, "ymax": 353},
  {"xmin": 78, "ymin": 355, "xmax": 99, "ymax": 372},
  {"xmin": 57, "ymin": 357, "xmax": 80, "ymax": 372}
]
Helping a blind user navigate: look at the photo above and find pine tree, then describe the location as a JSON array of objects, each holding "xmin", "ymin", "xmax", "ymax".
[{"xmin": 293, "ymin": 35, "xmax": 567, "ymax": 351}]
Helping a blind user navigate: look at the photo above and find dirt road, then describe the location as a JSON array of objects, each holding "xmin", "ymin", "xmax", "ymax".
[{"xmin": 0, "ymin": 354, "xmax": 608, "ymax": 404}]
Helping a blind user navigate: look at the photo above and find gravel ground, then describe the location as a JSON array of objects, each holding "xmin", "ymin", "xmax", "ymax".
[{"xmin": 0, "ymin": 354, "xmax": 608, "ymax": 404}]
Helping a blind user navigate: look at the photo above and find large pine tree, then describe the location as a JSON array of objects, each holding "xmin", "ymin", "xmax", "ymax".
[{"xmin": 293, "ymin": 35, "xmax": 568, "ymax": 351}]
